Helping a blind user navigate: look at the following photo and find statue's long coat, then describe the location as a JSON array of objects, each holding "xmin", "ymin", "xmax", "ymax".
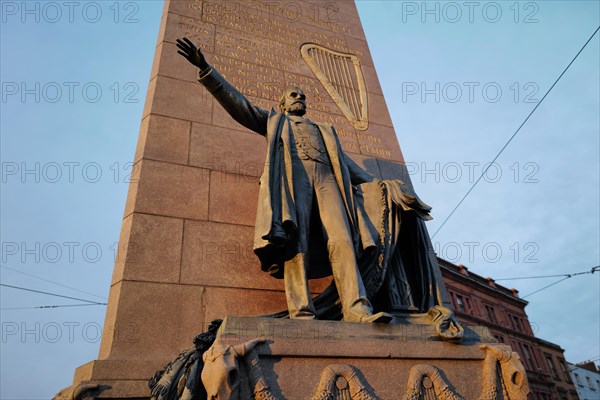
[
  {"xmin": 200, "ymin": 67, "xmax": 450, "ymax": 316},
  {"xmin": 200, "ymin": 67, "xmax": 375, "ymax": 279}
]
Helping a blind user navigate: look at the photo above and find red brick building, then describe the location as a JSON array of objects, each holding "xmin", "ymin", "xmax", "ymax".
[{"xmin": 438, "ymin": 258, "xmax": 580, "ymax": 400}]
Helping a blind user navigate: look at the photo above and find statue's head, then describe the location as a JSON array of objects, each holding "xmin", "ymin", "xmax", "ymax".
[{"xmin": 279, "ymin": 86, "xmax": 306, "ymax": 116}]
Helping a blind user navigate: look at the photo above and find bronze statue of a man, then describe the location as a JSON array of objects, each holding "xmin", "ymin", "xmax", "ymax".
[{"xmin": 177, "ymin": 38, "xmax": 390, "ymax": 323}]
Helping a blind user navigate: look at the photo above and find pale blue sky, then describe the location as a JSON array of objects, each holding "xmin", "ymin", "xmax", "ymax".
[{"xmin": 1, "ymin": 1, "xmax": 598, "ymax": 399}]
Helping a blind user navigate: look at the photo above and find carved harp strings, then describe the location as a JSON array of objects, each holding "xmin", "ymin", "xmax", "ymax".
[
  {"xmin": 313, "ymin": 48, "xmax": 362, "ymax": 121},
  {"xmin": 300, "ymin": 44, "xmax": 368, "ymax": 130}
]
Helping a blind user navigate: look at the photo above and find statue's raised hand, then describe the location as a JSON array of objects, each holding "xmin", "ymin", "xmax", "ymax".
[{"xmin": 176, "ymin": 37, "xmax": 209, "ymax": 70}]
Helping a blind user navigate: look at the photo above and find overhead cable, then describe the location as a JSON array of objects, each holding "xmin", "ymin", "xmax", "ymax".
[
  {"xmin": 1, "ymin": 264, "xmax": 107, "ymax": 300},
  {"xmin": 0, "ymin": 283, "xmax": 106, "ymax": 305},
  {"xmin": 431, "ymin": 25, "xmax": 600, "ymax": 239}
]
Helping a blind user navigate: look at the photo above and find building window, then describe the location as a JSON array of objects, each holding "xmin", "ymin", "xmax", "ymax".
[
  {"xmin": 574, "ymin": 373, "xmax": 582, "ymax": 386},
  {"xmin": 559, "ymin": 360, "xmax": 572, "ymax": 383},
  {"xmin": 544, "ymin": 354, "xmax": 559, "ymax": 380},
  {"xmin": 522, "ymin": 317, "xmax": 532, "ymax": 334},
  {"xmin": 596, "ymin": 380, "xmax": 600, "ymax": 391},
  {"xmin": 515, "ymin": 343, "xmax": 528, "ymax": 369},
  {"xmin": 455, "ymin": 295, "xmax": 465, "ymax": 312},
  {"xmin": 519, "ymin": 343, "xmax": 538, "ymax": 370},
  {"xmin": 510, "ymin": 314, "xmax": 523, "ymax": 331},
  {"xmin": 484, "ymin": 304, "xmax": 497, "ymax": 323},
  {"xmin": 586, "ymin": 376, "xmax": 595, "ymax": 390},
  {"xmin": 464, "ymin": 297, "xmax": 474, "ymax": 315},
  {"xmin": 494, "ymin": 335, "xmax": 505, "ymax": 343}
]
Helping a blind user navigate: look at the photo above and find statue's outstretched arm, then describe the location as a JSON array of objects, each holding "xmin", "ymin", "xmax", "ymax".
[{"xmin": 176, "ymin": 37, "xmax": 269, "ymax": 136}]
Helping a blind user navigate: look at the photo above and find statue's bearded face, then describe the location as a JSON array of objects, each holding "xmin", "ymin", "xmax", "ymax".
[{"xmin": 281, "ymin": 87, "xmax": 306, "ymax": 116}]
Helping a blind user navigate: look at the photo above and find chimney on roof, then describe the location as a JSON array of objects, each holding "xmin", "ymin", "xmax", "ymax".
[
  {"xmin": 486, "ymin": 277, "xmax": 496, "ymax": 288},
  {"xmin": 457, "ymin": 264, "xmax": 469, "ymax": 276},
  {"xmin": 511, "ymin": 288, "xmax": 519, "ymax": 297},
  {"xmin": 577, "ymin": 361, "xmax": 599, "ymax": 372}
]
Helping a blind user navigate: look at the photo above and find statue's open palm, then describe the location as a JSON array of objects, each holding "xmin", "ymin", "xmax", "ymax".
[{"xmin": 176, "ymin": 37, "xmax": 208, "ymax": 70}]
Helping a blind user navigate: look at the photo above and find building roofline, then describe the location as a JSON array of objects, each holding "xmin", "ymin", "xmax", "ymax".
[
  {"xmin": 533, "ymin": 336, "xmax": 565, "ymax": 352},
  {"xmin": 437, "ymin": 257, "xmax": 529, "ymax": 306}
]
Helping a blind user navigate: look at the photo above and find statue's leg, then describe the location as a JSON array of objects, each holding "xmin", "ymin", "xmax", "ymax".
[
  {"xmin": 284, "ymin": 253, "xmax": 316, "ymax": 319},
  {"xmin": 284, "ymin": 158, "xmax": 316, "ymax": 319},
  {"xmin": 313, "ymin": 162, "xmax": 374, "ymax": 321}
]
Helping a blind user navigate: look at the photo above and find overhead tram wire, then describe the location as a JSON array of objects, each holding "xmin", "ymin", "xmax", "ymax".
[
  {"xmin": 522, "ymin": 276, "xmax": 573, "ymax": 299},
  {"xmin": 495, "ymin": 266, "xmax": 600, "ymax": 281},
  {"xmin": 431, "ymin": 25, "xmax": 600, "ymax": 240},
  {"xmin": 1, "ymin": 303, "xmax": 107, "ymax": 311},
  {"xmin": 508, "ymin": 266, "xmax": 599, "ymax": 299},
  {"xmin": 1, "ymin": 264, "xmax": 107, "ymax": 300},
  {"xmin": 0, "ymin": 283, "xmax": 106, "ymax": 305}
]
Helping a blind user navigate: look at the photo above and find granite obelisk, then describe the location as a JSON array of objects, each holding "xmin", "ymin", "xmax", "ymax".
[{"xmin": 62, "ymin": 1, "xmax": 431, "ymax": 397}]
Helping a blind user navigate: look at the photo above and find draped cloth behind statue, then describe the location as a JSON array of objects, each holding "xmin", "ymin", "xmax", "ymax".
[{"xmin": 266, "ymin": 179, "xmax": 449, "ymax": 320}]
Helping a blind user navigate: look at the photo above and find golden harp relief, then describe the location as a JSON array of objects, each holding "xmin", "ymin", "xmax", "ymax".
[{"xmin": 301, "ymin": 43, "xmax": 369, "ymax": 131}]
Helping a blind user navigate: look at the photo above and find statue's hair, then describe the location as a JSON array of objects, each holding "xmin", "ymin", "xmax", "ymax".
[{"xmin": 278, "ymin": 93, "xmax": 286, "ymax": 112}]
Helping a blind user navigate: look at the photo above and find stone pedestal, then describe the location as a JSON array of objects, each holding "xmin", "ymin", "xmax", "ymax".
[
  {"xmin": 198, "ymin": 317, "xmax": 529, "ymax": 399},
  {"xmin": 59, "ymin": 316, "xmax": 531, "ymax": 399}
]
